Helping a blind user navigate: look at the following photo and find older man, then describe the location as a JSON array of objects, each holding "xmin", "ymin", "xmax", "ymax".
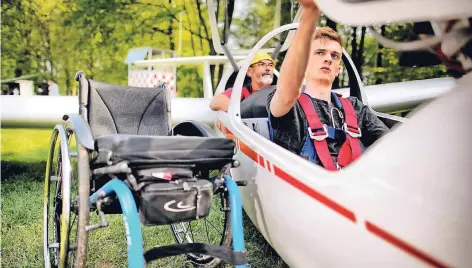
[{"xmin": 210, "ymin": 51, "xmax": 275, "ymax": 112}]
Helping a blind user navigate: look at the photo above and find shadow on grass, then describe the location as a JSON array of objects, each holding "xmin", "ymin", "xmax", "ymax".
[
  {"xmin": 1, "ymin": 160, "xmax": 46, "ymax": 182},
  {"xmin": 1, "ymin": 160, "xmax": 289, "ymax": 267}
]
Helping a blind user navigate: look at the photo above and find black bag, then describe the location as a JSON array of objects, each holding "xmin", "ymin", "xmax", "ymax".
[{"xmin": 138, "ymin": 179, "xmax": 214, "ymax": 226}]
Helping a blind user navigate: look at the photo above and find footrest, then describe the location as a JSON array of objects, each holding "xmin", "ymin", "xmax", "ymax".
[{"xmin": 144, "ymin": 243, "xmax": 248, "ymax": 265}]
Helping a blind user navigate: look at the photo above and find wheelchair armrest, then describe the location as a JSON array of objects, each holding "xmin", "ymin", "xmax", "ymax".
[
  {"xmin": 63, "ymin": 114, "xmax": 95, "ymax": 150},
  {"xmin": 171, "ymin": 121, "xmax": 216, "ymax": 137}
]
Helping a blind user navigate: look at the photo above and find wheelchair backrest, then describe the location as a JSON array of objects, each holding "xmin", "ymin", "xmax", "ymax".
[{"xmin": 77, "ymin": 72, "xmax": 171, "ymax": 138}]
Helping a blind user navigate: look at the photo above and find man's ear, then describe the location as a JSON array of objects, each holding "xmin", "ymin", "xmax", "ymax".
[
  {"xmin": 246, "ymin": 67, "xmax": 254, "ymax": 78},
  {"xmin": 335, "ymin": 66, "xmax": 341, "ymax": 77}
]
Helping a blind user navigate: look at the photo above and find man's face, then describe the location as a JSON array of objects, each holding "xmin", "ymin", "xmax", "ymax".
[
  {"xmin": 306, "ymin": 38, "xmax": 342, "ymax": 84},
  {"xmin": 247, "ymin": 60, "xmax": 274, "ymax": 90}
]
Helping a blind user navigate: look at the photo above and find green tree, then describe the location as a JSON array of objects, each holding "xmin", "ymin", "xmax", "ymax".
[{"xmin": 1, "ymin": 0, "xmax": 451, "ymax": 98}]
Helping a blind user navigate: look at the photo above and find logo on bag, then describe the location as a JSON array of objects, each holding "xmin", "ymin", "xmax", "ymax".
[{"xmin": 164, "ymin": 200, "xmax": 196, "ymax": 212}]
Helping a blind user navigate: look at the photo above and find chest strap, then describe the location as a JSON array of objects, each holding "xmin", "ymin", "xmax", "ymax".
[
  {"xmin": 337, "ymin": 97, "xmax": 362, "ymax": 167},
  {"xmin": 298, "ymin": 94, "xmax": 362, "ymax": 170}
]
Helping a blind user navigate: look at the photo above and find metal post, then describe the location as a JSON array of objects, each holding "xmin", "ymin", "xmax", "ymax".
[{"xmin": 203, "ymin": 61, "xmax": 213, "ymax": 99}]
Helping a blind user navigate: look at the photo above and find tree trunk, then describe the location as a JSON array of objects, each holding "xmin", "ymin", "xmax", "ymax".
[
  {"xmin": 216, "ymin": 0, "xmax": 220, "ymax": 21},
  {"xmin": 350, "ymin": 27, "xmax": 358, "ymax": 66},
  {"xmin": 189, "ymin": 0, "xmax": 204, "ymax": 54},
  {"xmin": 64, "ymin": 65, "xmax": 72, "ymax": 95},
  {"xmin": 375, "ymin": 25, "xmax": 386, "ymax": 85},
  {"xmin": 167, "ymin": 0, "xmax": 175, "ymax": 51},
  {"xmin": 38, "ymin": 18, "xmax": 55, "ymax": 78},
  {"xmin": 195, "ymin": 0, "xmax": 211, "ymax": 48},
  {"xmin": 326, "ymin": 18, "xmax": 337, "ymax": 31},
  {"xmin": 183, "ymin": 0, "xmax": 197, "ymax": 55},
  {"xmin": 195, "ymin": 0, "xmax": 217, "ymax": 83},
  {"xmin": 88, "ymin": 50, "xmax": 95, "ymax": 79},
  {"xmin": 222, "ymin": 0, "xmax": 234, "ymax": 43},
  {"xmin": 356, "ymin": 26, "xmax": 366, "ymax": 80}
]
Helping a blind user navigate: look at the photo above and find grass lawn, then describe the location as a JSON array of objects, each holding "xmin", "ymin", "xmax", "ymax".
[{"xmin": 1, "ymin": 127, "xmax": 287, "ymax": 267}]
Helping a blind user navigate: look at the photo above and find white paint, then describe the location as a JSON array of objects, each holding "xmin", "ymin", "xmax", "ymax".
[
  {"xmin": 216, "ymin": 72, "xmax": 472, "ymax": 268},
  {"xmin": 315, "ymin": 0, "xmax": 472, "ymax": 27}
]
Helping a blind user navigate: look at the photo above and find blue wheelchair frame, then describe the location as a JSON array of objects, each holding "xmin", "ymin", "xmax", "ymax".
[{"xmin": 89, "ymin": 175, "xmax": 247, "ymax": 268}]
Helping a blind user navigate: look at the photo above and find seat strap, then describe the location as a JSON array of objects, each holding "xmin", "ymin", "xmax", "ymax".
[
  {"xmin": 298, "ymin": 94, "xmax": 338, "ymax": 171},
  {"xmin": 337, "ymin": 97, "xmax": 362, "ymax": 167}
]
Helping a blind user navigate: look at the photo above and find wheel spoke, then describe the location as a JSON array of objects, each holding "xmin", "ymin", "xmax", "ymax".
[
  {"xmin": 188, "ymin": 221, "xmax": 195, "ymax": 242},
  {"xmin": 204, "ymin": 218, "xmax": 211, "ymax": 242},
  {"xmin": 204, "ymin": 218, "xmax": 224, "ymax": 237},
  {"xmin": 169, "ymin": 184, "xmax": 231, "ymax": 266}
]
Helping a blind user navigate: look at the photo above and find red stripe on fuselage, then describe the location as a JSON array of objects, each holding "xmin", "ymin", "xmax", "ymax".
[
  {"xmin": 219, "ymin": 120, "xmax": 355, "ymax": 221},
  {"xmin": 266, "ymin": 160, "xmax": 272, "ymax": 172},
  {"xmin": 258, "ymin": 155, "xmax": 265, "ymax": 168},
  {"xmin": 273, "ymin": 165, "xmax": 357, "ymax": 223},
  {"xmin": 239, "ymin": 140, "xmax": 258, "ymax": 162},
  {"xmin": 365, "ymin": 221, "xmax": 450, "ymax": 268},
  {"xmin": 217, "ymin": 120, "xmax": 448, "ymax": 267}
]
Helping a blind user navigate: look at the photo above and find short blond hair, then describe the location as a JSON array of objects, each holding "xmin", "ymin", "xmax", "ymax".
[{"xmin": 313, "ymin": 27, "xmax": 342, "ymax": 46}]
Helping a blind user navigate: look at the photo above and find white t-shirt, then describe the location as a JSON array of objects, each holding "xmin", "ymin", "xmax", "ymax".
[{"xmin": 49, "ymin": 83, "xmax": 59, "ymax": 96}]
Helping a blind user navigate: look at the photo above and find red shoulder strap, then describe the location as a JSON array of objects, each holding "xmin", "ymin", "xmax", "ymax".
[
  {"xmin": 241, "ymin": 87, "xmax": 251, "ymax": 100},
  {"xmin": 298, "ymin": 94, "xmax": 338, "ymax": 171},
  {"xmin": 337, "ymin": 98, "xmax": 362, "ymax": 167}
]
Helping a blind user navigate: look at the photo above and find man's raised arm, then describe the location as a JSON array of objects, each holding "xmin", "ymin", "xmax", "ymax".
[{"xmin": 270, "ymin": 2, "xmax": 320, "ymax": 117}]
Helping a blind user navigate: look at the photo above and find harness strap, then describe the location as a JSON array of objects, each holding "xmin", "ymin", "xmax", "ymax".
[
  {"xmin": 338, "ymin": 98, "xmax": 362, "ymax": 167},
  {"xmin": 298, "ymin": 94, "xmax": 338, "ymax": 171},
  {"xmin": 298, "ymin": 93, "xmax": 362, "ymax": 170}
]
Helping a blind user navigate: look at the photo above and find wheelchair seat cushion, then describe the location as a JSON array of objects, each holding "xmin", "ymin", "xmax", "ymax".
[{"xmin": 94, "ymin": 134, "xmax": 235, "ymax": 169}]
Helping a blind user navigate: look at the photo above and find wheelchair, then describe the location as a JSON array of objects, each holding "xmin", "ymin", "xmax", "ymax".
[{"xmin": 42, "ymin": 71, "xmax": 248, "ymax": 267}]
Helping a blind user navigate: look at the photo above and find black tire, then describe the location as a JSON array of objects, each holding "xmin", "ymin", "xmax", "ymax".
[
  {"xmin": 43, "ymin": 126, "xmax": 90, "ymax": 268},
  {"xmin": 73, "ymin": 143, "xmax": 90, "ymax": 267},
  {"xmin": 170, "ymin": 188, "xmax": 232, "ymax": 267}
]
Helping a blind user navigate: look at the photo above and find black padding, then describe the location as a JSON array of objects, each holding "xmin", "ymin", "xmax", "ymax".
[
  {"xmin": 94, "ymin": 135, "xmax": 235, "ymax": 169},
  {"xmin": 240, "ymin": 86, "xmax": 276, "ymax": 118},
  {"xmin": 87, "ymin": 80, "xmax": 170, "ymax": 138},
  {"xmin": 144, "ymin": 243, "xmax": 248, "ymax": 265},
  {"xmin": 172, "ymin": 121, "xmax": 215, "ymax": 137}
]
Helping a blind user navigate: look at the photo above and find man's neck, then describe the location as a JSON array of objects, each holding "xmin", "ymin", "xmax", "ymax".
[
  {"xmin": 251, "ymin": 81, "xmax": 265, "ymax": 92},
  {"xmin": 304, "ymin": 79, "xmax": 332, "ymax": 103}
]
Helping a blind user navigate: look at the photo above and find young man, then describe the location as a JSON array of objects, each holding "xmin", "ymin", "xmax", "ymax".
[
  {"xmin": 268, "ymin": 0, "xmax": 388, "ymax": 170},
  {"xmin": 210, "ymin": 51, "xmax": 275, "ymax": 112}
]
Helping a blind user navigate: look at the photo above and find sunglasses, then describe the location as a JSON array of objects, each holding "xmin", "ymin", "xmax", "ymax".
[{"xmin": 251, "ymin": 62, "xmax": 274, "ymax": 68}]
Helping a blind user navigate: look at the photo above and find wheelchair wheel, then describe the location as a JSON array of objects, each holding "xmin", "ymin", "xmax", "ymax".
[
  {"xmin": 43, "ymin": 126, "xmax": 90, "ymax": 267},
  {"xmin": 170, "ymin": 187, "xmax": 232, "ymax": 267}
]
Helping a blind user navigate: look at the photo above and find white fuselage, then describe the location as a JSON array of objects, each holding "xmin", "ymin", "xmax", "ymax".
[{"xmin": 215, "ymin": 73, "xmax": 472, "ymax": 267}]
